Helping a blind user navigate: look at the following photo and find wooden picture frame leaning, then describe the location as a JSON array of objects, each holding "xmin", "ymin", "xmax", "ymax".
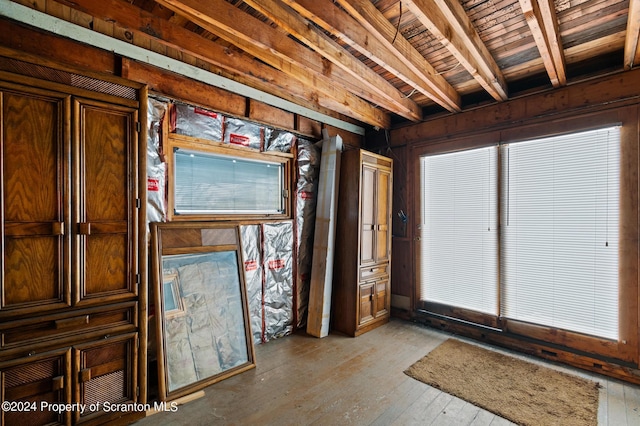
[{"xmin": 151, "ymin": 222, "xmax": 256, "ymax": 401}]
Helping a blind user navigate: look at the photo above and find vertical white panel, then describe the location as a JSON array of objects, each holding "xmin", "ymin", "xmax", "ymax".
[{"xmin": 307, "ymin": 134, "xmax": 343, "ymax": 338}]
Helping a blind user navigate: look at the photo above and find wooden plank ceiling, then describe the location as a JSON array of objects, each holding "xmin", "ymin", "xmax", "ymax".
[{"xmin": 29, "ymin": 0, "xmax": 638, "ymax": 129}]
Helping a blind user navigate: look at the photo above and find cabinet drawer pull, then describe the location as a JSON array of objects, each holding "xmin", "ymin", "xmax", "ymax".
[
  {"xmin": 52, "ymin": 222, "xmax": 65, "ymax": 235},
  {"xmin": 55, "ymin": 315, "xmax": 89, "ymax": 329},
  {"xmin": 52, "ymin": 375, "xmax": 64, "ymax": 391},
  {"xmin": 78, "ymin": 222, "xmax": 91, "ymax": 235},
  {"xmin": 79, "ymin": 368, "xmax": 92, "ymax": 383}
]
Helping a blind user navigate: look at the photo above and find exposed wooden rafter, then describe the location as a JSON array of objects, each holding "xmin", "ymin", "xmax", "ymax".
[
  {"xmin": 280, "ymin": 0, "xmax": 458, "ymax": 113},
  {"xmin": 334, "ymin": 0, "xmax": 461, "ymax": 112},
  {"xmin": 625, "ymin": 0, "xmax": 640, "ymax": 70},
  {"xmin": 46, "ymin": 0, "xmax": 372, "ymax": 127},
  {"xmin": 154, "ymin": 0, "xmax": 391, "ymax": 128},
  {"xmin": 3, "ymin": 0, "xmax": 631, "ymax": 127},
  {"xmin": 402, "ymin": 0, "xmax": 509, "ymax": 101},
  {"xmin": 242, "ymin": 0, "xmax": 422, "ymax": 122},
  {"xmin": 520, "ymin": 0, "xmax": 567, "ymax": 86}
]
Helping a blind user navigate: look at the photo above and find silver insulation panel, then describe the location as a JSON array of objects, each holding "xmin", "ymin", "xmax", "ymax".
[
  {"xmin": 174, "ymin": 103, "xmax": 223, "ymax": 142},
  {"xmin": 224, "ymin": 117, "xmax": 263, "ymax": 150},
  {"xmin": 265, "ymin": 128, "xmax": 296, "ymax": 153},
  {"xmin": 147, "ymin": 98, "xmax": 320, "ymax": 343},
  {"xmin": 294, "ymin": 138, "xmax": 321, "ymax": 328},
  {"xmin": 262, "ymin": 221, "xmax": 294, "ymax": 341},
  {"xmin": 147, "ymin": 97, "xmax": 167, "ymax": 224},
  {"xmin": 240, "ymin": 224, "xmax": 264, "ymax": 345}
]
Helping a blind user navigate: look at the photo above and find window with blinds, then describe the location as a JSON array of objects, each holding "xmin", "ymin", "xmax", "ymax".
[
  {"xmin": 500, "ymin": 126, "xmax": 620, "ymax": 340},
  {"xmin": 173, "ymin": 147, "xmax": 286, "ymax": 215},
  {"xmin": 419, "ymin": 125, "xmax": 621, "ymax": 341},
  {"xmin": 420, "ymin": 147, "xmax": 498, "ymax": 315}
]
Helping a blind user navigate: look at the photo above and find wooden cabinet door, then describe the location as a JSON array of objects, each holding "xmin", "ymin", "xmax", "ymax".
[
  {"xmin": 73, "ymin": 99, "xmax": 137, "ymax": 305},
  {"xmin": 1, "ymin": 88, "xmax": 71, "ymax": 317},
  {"xmin": 359, "ymin": 164, "xmax": 376, "ymax": 265},
  {"xmin": 74, "ymin": 333, "xmax": 137, "ymax": 424},
  {"xmin": 358, "ymin": 282, "xmax": 375, "ymax": 325},
  {"xmin": 374, "ymin": 278, "xmax": 389, "ymax": 318},
  {"xmin": 374, "ymin": 168, "xmax": 391, "ymax": 264},
  {"xmin": 0, "ymin": 348, "xmax": 72, "ymax": 426}
]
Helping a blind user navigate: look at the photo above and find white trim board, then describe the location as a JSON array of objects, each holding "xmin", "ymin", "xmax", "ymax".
[{"xmin": 0, "ymin": 0, "xmax": 365, "ymax": 135}]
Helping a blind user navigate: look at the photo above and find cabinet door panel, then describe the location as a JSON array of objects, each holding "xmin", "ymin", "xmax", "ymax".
[
  {"xmin": 74, "ymin": 99, "xmax": 137, "ymax": 304},
  {"xmin": 358, "ymin": 283, "xmax": 375, "ymax": 325},
  {"xmin": 360, "ymin": 165, "xmax": 376, "ymax": 265},
  {"xmin": 375, "ymin": 169, "xmax": 391, "ymax": 263},
  {"xmin": 374, "ymin": 278, "xmax": 389, "ymax": 318},
  {"xmin": 1, "ymin": 348, "xmax": 71, "ymax": 426},
  {"xmin": 74, "ymin": 333, "xmax": 137, "ymax": 424},
  {"xmin": 1, "ymin": 89, "xmax": 70, "ymax": 315}
]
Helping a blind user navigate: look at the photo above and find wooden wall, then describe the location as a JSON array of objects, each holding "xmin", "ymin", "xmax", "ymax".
[
  {"xmin": 381, "ymin": 68, "xmax": 640, "ymax": 383},
  {"xmin": 0, "ymin": 17, "xmax": 364, "ymax": 144}
]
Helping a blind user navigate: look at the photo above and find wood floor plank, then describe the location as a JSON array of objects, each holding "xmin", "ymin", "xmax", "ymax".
[
  {"xmin": 598, "ymin": 379, "xmax": 610, "ymax": 426},
  {"xmin": 134, "ymin": 319, "xmax": 640, "ymax": 426},
  {"xmin": 623, "ymin": 382, "xmax": 640, "ymax": 425},
  {"xmin": 606, "ymin": 379, "xmax": 629, "ymax": 425},
  {"xmin": 469, "ymin": 409, "xmax": 500, "ymax": 426}
]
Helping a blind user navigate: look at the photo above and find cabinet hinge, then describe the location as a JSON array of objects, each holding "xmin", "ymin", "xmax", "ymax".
[
  {"xmin": 136, "ymin": 273, "xmax": 141, "ymax": 284},
  {"xmin": 136, "ymin": 198, "xmax": 141, "ymax": 208},
  {"xmin": 136, "ymin": 386, "xmax": 140, "ymax": 397},
  {"xmin": 282, "ymin": 189, "xmax": 289, "ymax": 199},
  {"xmin": 135, "ymin": 121, "xmax": 141, "ymax": 133}
]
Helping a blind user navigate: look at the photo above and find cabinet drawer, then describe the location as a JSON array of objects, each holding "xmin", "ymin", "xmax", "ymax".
[
  {"xmin": 360, "ymin": 264, "xmax": 389, "ymax": 280},
  {"xmin": 0, "ymin": 302, "xmax": 137, "ymax": 350}
]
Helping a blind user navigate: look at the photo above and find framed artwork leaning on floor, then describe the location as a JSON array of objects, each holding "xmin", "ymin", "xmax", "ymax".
[{"xmin": 151, "ymin": 222, "xmax": 256, "ymax": 401}]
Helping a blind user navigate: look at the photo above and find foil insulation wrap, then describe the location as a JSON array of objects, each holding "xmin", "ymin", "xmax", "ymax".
[
  {"xmin": 240, "ymin": 224, "xmax": 264, "ymax": 345},
  {"xmin": 224, "ymin": 117, "xmax": 263, "ymax": 150},
  {"xmin": 174, "ymin": 103, "xmax": 223, "ymax": 142},
  {"xmin": 265, "ymin": 128, "xmax": 296, "ymax": 153},
  {"xmin": 240, "ymin": 222, "xmax": 294, "ymax": 344},
  {"xmin": 294, "ymin": 139, "xmax": 321, "ymax": 327},
  {"xmin": 262, "ymin": 221, "xmax": 294, "ymax": 341},
  {"xmin": 147, "ymin": 97, "xmax": 168, "ymax": 223}
]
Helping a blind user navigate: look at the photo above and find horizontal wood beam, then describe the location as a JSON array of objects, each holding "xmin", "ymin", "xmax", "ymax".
[
  {"xmin": 155, "ymin": 0, "xmax": 391, "ymax": 128},
  {"xmin": 46, "ymin": 0, "xmax": 367, "ymax": 128},
  {"xmin": 403, "ymin": 0, "xmax": 508, "ymax": 101},
  {"xmin": 0, "ymin": 0, "xmax": 369, "ymax": 134},
  {"xmin": 243, "ymin": 0, "xmax": 422, "ymax": 122},
  {"xmin": 520, "ymin": 0, "xmax": 567, "ymax": 86},
  {"xmin": 281, "ymin": 0, "xmax": 456, "ymax": 113},
  {"xmin": 625, "ymin": 0, "xmax": 640, "ymax": 70},
  {"xmin": 393, "ymin": 67, "xmax": 640, "ymax": 145},
  {"xmin": 335, "ymin": 0, "xmax": 461, "ymax": 112}
]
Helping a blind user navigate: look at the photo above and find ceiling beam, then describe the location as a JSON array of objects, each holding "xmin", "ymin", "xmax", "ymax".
[
  {"xmin": 625, "ymin": 0, "xmax": 640, "ymax": 70},
  {"xmin": 154, "ymin": 0, "xmax": 390, "ymax": 128},
  {"xmin": 281, "ymin": 0, "xmax": 457, "ymax": 113},
  {"xmin": 243, "ymin": 0, "xmax": 422, "ymax": 122},
  {"xmin": 47, "ymin": 0, "xmax": 369, "ymax": 127},
  {"xmin": 0, "ymin": 0, "xmax": 367, "ymax": 134},
  {"xmin": 334, "ymin": 0, "xmax": 461, "ymax": 112},
  {"xmin": 520, "ymin": 0, "xmax": 567, "ymax": 86},
  {"xmin": 402, "ymin": 0, "xmax": 509, "ymax": 101}
]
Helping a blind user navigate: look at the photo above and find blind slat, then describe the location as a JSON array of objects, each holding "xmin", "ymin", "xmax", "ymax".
[
  {"xmin": 500, "ymin": 126, "xmax": 620, "ymax": 340},
  {"xmin": 420, "ymin": 147, "xmax": 498, "ymax": 314}
]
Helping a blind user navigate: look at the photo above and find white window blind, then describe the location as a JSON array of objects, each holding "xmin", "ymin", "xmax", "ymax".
[
  {"xmin": 174, "ymin": 148, "xmax": 285, "ymax": 215},
  {"xmin": 500, "ymin": 126, "xmax": 620, "ymax": 340},
  {"xmin": 420, "ymin": 147, "xmax": 498, "ymax": 314}
]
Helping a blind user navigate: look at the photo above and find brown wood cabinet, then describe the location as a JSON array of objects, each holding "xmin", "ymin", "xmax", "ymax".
[
  {"xmin": 0, "ymin": 62, "xmax": 145, "ymax": 425},
  {"xmin": 332, "ymin": 149, "xmax": 392, "ymax": 336}
]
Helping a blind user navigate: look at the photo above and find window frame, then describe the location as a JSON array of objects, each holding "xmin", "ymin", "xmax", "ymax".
[
  {"xmin": 166, "ymin": 133, "xmax": 292, "ymax": 221},
  {"xmin": 411, "ymin": 107, "xmax": 638, "ymax": 364}
]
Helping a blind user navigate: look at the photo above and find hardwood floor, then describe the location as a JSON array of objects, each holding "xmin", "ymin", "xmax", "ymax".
[{"xmin": 135, "ymin": 318, "xmax": 640, "ymax": 425}]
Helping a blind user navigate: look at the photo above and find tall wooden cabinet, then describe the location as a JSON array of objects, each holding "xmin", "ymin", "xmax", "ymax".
[
  {"xmin": 0, "ymin": 60, "xmax": 145, "ymax": 426},
  {"xmin": 332, "ymin": 149, "xmax": 392, "ymax": 336}
]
